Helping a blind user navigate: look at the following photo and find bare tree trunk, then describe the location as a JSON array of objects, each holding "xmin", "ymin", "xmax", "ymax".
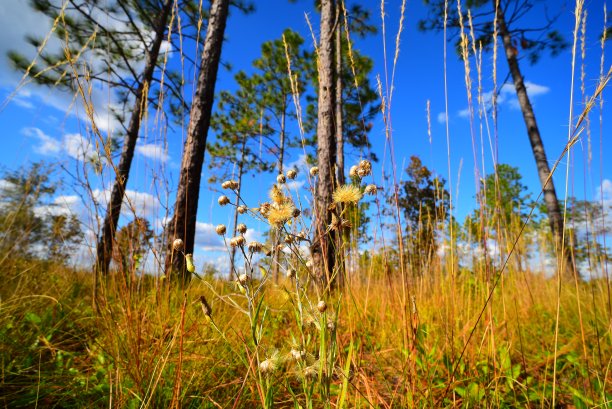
[
  {"xmin": 272, "ymin": 99, "xmax": 287, "ymax": 282},
  {"xmin": 95, "ymin": 0, "xmax": 173, "ymax": 277},
  {"xmin": 497, "ymin": 7, "xmax": 578, "ymax": 280},
  {"xmin": 229, "ymin": 137, "xmax": 247, "ymax": 281},
  {"xmin": 165, "ymin": 0, "xmax": 230, "ymax": 281},
  {"xmin": 312, "ymin": 0, "xmax": 337, "ymax": 290},
  {"xmin": 334, "ymin": 3, "xmax": 346, "ymax": 287}
]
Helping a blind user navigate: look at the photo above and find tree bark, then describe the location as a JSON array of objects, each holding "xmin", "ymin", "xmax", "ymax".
[
  {"xmin": 496, "ymin": 6, "xmax": 578, "ymax": 279},
  {"xmin": 165, "ymin": 0, "xmax": 230, "ymax": 280},
  {"xmin": 312, "ymin": 0, "xmax": 337, "ymax": 290},
  {"xmin": 229, "ymin": 137, "xmax": 247, "ymax": 281},
  {"xmin": 95, "ymin": 0, "xmax": 173, "ymax": 277},
  {"xmin": 334, "ymin": 3, "xmax": 346, "ymax": 287}
]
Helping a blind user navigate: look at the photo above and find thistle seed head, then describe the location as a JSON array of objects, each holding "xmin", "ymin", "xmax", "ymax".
[
  {"xmin": 358, "ymin": 159, "xmax": 372, "ymax": 176},
  {"xmin": 286, "ymin": 169, "xmax": 297, "ymax": 180},
  {"xmin": 221, "ymin": 180, "xmax": 239, "ymax": 190},
  {"xmin": 215, "ymin": 224, "xmax": 227, "ymax": 235},
  {"xmin": 218, "ymin": 195, "xmax": 230, "ymax": 206},
  {"xmin": 238, "ymin": 273, "xmax": 249, "ymax": 285},
  {"xmin": 292, "ymin": 207, "xmax": 301, "ymax": 218},
  {"xmin": 237, "ymin": 205, "xmax": 247, "ymax": 214},
  {"xmin": 172, "ymin": 238, "xmax": 184, "ymax": 251},
  {"xmin": 276, "ymin": 174, "xmax": 286, "ymax": 184},
  {"xmin": 236, "ymin": 223, "xmax": 247, "ymax": 234},
  {"xmin": 248, "ymin": 241, "xmax": 263, "ymax": 253},
  {"xmin": 349, "ymin": 165, "xmax": 359, "ymax": 178},
  {"xmin": 309, "ymin": 166, "xmax": 319, "ymax": 177},
  {"xmin": 364, "ymin": 184, "xmax": 377, "ymax": 195},
  {"xmin": 317, "ymin": 300, "xmax": 327, "ymax": 313},
  {"xmin": 230, "ymin": 236, "xmax": 246, "ymax": 247}
]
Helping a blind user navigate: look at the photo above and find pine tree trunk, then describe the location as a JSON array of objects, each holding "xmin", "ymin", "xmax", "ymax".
[
  {"xmin": 229, "ymin": 137, "xmax": 247, "ymax": 281},
  {"xmin": 165, "ymin": 0, "xmax": 230, "ymax": 281},
  {"xmin": 312, "ymin": 0, "xmax": 337, "ymax": 289},
  {"xmin": 334, "ymin": 4, "xmax": 346, "ymax": 287},
  {"xmin": 497, "ymin": 7, "xmax": 578, "ymax": 280},
  {"xmin": 95, "ymin": 0, "xmax": 173, "ymax": 277}
]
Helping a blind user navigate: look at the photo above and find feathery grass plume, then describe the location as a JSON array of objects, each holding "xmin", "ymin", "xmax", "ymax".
[
  {"xmin": 237, "ymin": 205, "xmax": 247, "ymax": 214},
  {"xmin": 286, "ymin": 169, "xmax": 297, "ymax": 179},
  {"xmin": 199, "ymin": 295, "xmax": 212, "ymax": 317},
  {"xmin": 185, "ymin": 254, "xmax": 195, "ymax": 273},
  {"xmin": 172, "ymin": 238, "xmax": 184, "ymax": 251},
  {"xmin": 236, "ymin": 223, "xmax": 247, "ymax": 234},
  {"xmin": 221, "ymin": 180, "xmax": 239, "ymax": 190},
  {"xmin": 229, "ymin": 236, "xmax": 245, "ymax": 247},
  {"xmin": 277, "ymin": 174, "xmax": 286, "ymax": 184},
  {"xmin": 364, "ymin": 184, "xmax": 377, "ymax": 195},
  {"xmin": 309, "ymin": 166, "xmax": 319, "ymax": 176},
  {"xmin": 218, "ymin": 195, "xmax": 230, "ymax": 206},
  {"xmin": 267, "ymin": 202, "xmax": 296, "ymax": 228},
  {"xmin": 247, "ymin": 241, "xmax": 262, "ymax": 253},
  {"xmin": 215, "ymin": 224, "xmax": 227, "ymax": 235},
  {"xmin": 333, "ymin": 184, "xmax": 362, "ymax": 204}
]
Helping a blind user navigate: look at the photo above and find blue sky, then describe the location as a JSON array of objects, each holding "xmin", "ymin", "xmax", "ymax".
[{"xmin": 0, "ymin": 0, "xmax": 610, "ymax": 272}]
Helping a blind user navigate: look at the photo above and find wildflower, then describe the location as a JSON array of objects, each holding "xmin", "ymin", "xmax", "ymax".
[
  {"xmin": 309, "ymin": 166, "xmax": 319, "ymax": 176},
  {"xmin": 218, "ymin": 195, "xmax": 230, "ymax": 206},
  {"xmin": 269, "ymin": 185, "xmax": 286, "ymax": 205},
  {"xmin": 236, "ymin": 223, "xmax": 247, "ymax": 234},
  {"xmin": 332, "ymin": 184, "xmax": 362, "ymax": 204},
  {"xmin": 185, "ymin": 254, "xmax": 195, "ymax": 273},
  {"xmin": 358, "ymin": 159, "xmax": 372, "ymax": 176},
  {"xmin": 248, "ymin": 241, "xmax": 263, "ymax": 253},
  {"xmin": 286, "ymin": 169, "xmax": 297, "ymax": 180},
  {"xmin": 317, "ymin": 300, "xmax": 327, "ymax": 313},
  {"xmin": 230, "ymin": 236, "xmax": 245, "ymax": 247},
  {"xmin": 221, "ymin": 180, "xmax": 239, "ymax": 190},
  {"xmin": 286, "ymin": 268, "xmax": 296, "ymax": 279},
  {"xmin": 349, "ymin": 165, "xmax": 359, "ymax": 178},
  {"xmin": 267, "ymin": 202, "xmax": 295, "ymax": 227},
  {"xmin": 364, "ymin": 184, "xmax": 377, "ymax": 195},
  {"xmin": 200, "ymin": 295, "xmax": 212, "ymax": 317},
  {"xmin": 277, "ymin": 174, "xmax": 286, "ymax": 184},
  {"xmin": 238, "ymin": 273, "xmax": 249, "ymax": 285},
  {"xmin": 237, "ymin": 205, "xmax": 247, "ymax": 214},
  {"xmin": 215, "ymin": 224, "xmax": 227, "ymax": 235},
  {"xmin": 172, "ymin": 238, "xmax": 184, "ymax": 251}
]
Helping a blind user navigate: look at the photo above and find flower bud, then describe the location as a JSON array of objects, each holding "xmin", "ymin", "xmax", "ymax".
[
  {"xmin": 236, "ymin": 223, "xmax": 247, "ymax": 234},
  {"xmin": 218, "ymin": 195, "xmax": 230, "ymax": 206},
  {"xmin": 317, "ymin": 300, "xmax": 327, "ymax": 313},
  {"xmin": 277, "ymin": 174, "xmax": 286, "ymax": 184},
  {"xmin": 286, "ymin": 169, "xmax": 297, "ymax": 180},
  {"xmin": 237, "ymin": 205, "xmax": 247, "ymax": 214},
  {"xmin": 215, "ymin": 224, "xmax": 227, "ymax": 235},
  {"xmin": 185, "ymin": 254, "xmax": 195, "ymax": 273},
  {"xmin": 248, "ymin": 241, "xmax": 262, "ymax": 253},
  {"xmin": 172, "ymin": 238, "xmax": 184, "ymax": 251},
  {"xmin": 238, "ymin": 273, "xmax": 249, "ymax": 285},
  {"xmin": 364, "ymin": 184, "xmax": 377, "ymax": 195},
  {"xmin": 309, "ymin": 166, "xmax": 319, "ymax": 177},
  {"xmin": 230, "ymin": 236, "xmax": 245, "ymax": 247}
]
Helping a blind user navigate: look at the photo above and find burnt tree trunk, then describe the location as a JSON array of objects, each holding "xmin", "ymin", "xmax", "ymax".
[
  {"xmin": 95, "ymin": 0, "xmax": 173, "ymax": 277},
  {"xmin": 497, "ymin": 6, "xmax": 578, "ymax": 280},
  {"xmin": 165, "ymin": 0, "xmax": 230, "ymax": 280},
  {"xmin": 312, "ymin": 0, "xmax": 337, "ymax": 290}
]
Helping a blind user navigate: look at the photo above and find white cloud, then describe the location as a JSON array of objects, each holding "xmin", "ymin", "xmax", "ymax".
[
  {"xmin": 136, "ymin": 143, "xmax": 169, "ymax": 163},
  {"xmin": 286, "ymin": 179, "xmax": 306, "ymax": 191},
  {"xmin": 458, "ymin": 81, "xmax": 551, "ymax": 118},
  {"xmin": 457, "ymin": 108, "xmax": 470, "ymax": 118},
  {"xmin": 437, "ymin": 112, "xmax": 448, "ymax": 124},
  {"xmin": 22, "ymin": 127, "xmax": 61, "ymax": 155},
  {"xmin": 93, "ymin": 187, "xmax": 161, "ymax": 218},
  {"xmin": 195, "ymin": 222, "xmax": 225, "ymax": 251}
]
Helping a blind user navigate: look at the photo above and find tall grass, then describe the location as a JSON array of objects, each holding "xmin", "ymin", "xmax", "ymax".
[{"xmin": 1, "ymin": 0, "xmax": 611, "ymax": 408}]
